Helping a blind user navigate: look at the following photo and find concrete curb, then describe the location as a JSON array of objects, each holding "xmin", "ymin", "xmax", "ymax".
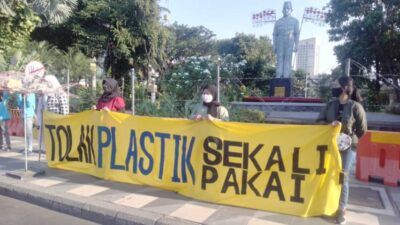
[{"xmin": 0, "ymin": 175, "xmax": 200, "ymax": 225}]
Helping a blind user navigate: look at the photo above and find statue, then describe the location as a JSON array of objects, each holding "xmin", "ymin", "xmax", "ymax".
[{"xmin": 273, "ymin": 1, "xmax": 300, "ymax": 78}]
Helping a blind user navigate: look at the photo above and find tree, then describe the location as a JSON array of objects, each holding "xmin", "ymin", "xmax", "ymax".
[
  {"xmin": 326, "ymin": 0, "xmax": 400, "ymax": 102},
  {"xmin": 0, "ymin": 1, "xmax": 41, "ymax": 52},
  {"xmin": 57, "ymin": 47, "xmax": 92, "ymax": 82},
  {"xmin": 217, "ymin": 33, "xmax": 275, "ymax": 95},
  {"xmin": 166, "ymin": 23, "xmax": 216, "ymax": 60},
  {"xmin": 1, "ymin": 41, "xmax": 58, "ymax": 72},
  {"xmin": 31, "ymin": 0, "xmax": 169, "ymax": 81},
  {"xmin": 292, "ymin": 70, "xmax": 306, "ymax": 97},
  {"xmin": 0, "ymin": 0, "xmax": 16, "ymax": 16},
  {"xmin": 160, "ymin": 33, "xmax": 277, "ymax": 104},
  {"xmin": 30, "ymin": 0, "xmax": 78, "ymax": 26},
  {"xmin": 160, "ymin": 56, "xmax": 216, "ymax": 102},
  {"xmin": 0, "ymin": 41, "xmax": 92, "ymax": 85},
  {"xmin": 0, "ymin": 0, "xmax": 77, "ymax": 52}
]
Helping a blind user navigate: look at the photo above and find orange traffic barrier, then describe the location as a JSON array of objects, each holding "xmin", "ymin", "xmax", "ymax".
[{"xmin": 356, "ymin": 131, "xmax": 400, "ymax": 186}]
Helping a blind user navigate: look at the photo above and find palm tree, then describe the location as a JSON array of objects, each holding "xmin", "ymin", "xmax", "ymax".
[
  {"xmin": 0, "ymin": 41, "xmax": 62, "ymax": 72},
  {"xmin": 0, "ymin": 0, "xmax": 17, "ymax": 16},
  {"xmin": 0, "ymin": 0, "xmax": 77, "ymax": 26},
  {"xmin": 30, "ymin": 0, "xmax": 78, "ymax": 26}
]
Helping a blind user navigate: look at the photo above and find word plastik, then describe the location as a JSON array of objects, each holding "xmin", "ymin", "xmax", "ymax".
[
  {"xmin": 45, "ymin": 124, "xmax": 330, "ymax": 204},
  {"xmin": 45, "ymin": 124, "xmax": 196, "ymax": 184}
]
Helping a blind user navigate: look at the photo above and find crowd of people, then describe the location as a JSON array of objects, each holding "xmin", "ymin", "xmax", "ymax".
[
  {"xmin": 0, "ymin": 75, "xmax": 70, "ymax": 155},
  {"xmin": 0, "ymin": 76, "xmax": 233, "ymax": 155},
  {"xmin": 0, "ymin": 74, "xmax": 367, "ymax": 224}
]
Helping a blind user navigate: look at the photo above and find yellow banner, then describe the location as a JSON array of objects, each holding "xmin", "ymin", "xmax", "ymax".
[{"xmin": 44, "ymin": 110, "xmax": 342, "ymax": 217}]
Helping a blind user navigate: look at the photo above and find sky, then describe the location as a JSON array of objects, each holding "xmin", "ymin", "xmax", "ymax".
[{"xmin": 161, "ymin": 0, "xmax": 337, "ymax": 74}]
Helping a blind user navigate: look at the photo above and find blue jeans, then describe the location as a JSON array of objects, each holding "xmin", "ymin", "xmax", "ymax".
[{"xmin": 339, "ymin": 148, "xmax": 356, "ymax": 211}]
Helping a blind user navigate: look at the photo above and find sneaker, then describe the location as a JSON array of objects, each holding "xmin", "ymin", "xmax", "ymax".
[
  {"xmin": 5, "ymin": 147, "xmax": 11, "ymax": 152},
  {"xmin": 336, "ymin": 209, "xmax": 346, "ymax": 224}
]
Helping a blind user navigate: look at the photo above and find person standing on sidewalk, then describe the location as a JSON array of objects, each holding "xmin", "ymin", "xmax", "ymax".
[
  {"xmin": 316, "ymin": 76, "xmax": 367, "ymax": 225},
  {"xmin": 0, "ymin": 91, "xmax": 11, "ymax": 151},
  {"xmin": 17, "ymin": 93, "xmax": 36, "ymax": 156}
]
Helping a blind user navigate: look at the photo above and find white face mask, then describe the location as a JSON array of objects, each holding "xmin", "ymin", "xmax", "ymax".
[{"xmin": 202, "ymin": 94, "xmax": 213, "ymax": 103}]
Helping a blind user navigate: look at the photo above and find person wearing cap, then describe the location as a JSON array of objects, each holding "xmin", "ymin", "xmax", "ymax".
[
  {"xmin": 316, "ymin": 76, "xmax": 367, "ymax": 225},
  {"xmin": 190, "ymin": 84, "xmax": 229, "ymax": 122}
]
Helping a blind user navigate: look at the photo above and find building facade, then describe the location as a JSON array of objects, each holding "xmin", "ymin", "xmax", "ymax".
[{"xmin": 295, "ymin": 37, "xmax": 320, "ymax": 76}]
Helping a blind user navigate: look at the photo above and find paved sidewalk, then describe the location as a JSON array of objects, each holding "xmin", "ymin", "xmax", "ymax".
[{"xmin": 0, "ymin": 136, "xmax": 399, "ymax": 225}]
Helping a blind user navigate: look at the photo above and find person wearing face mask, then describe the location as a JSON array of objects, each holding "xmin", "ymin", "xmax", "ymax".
[
  {"xmin": 94, "ymin": 78, "xmax": 125, "ymax": 112},
  {"xmin": 316, "ymin": 76, "xmax": 367, "ymax": 225},
  {"xmin": 332, "ymin": 85, "xmax": 363, "ymax": 103},
  {"xmin": 191, "ymin": 84, "xmax": 229, "ymax": 121}
]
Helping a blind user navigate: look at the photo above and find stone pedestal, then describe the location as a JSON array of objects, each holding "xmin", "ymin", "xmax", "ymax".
[{"xmin": 269, "ymin": 78, "xmax": 291, "ymax": 97}]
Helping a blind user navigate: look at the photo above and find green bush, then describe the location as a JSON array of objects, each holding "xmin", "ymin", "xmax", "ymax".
[
  {"xmin": 69, "ymin": 87, "xmax": 101, "ymax": 112},
  {"xmin": 363, "ymin": 89, "xmax": 389, "ymax": 112},
  {"xmin": 135, "ymin": 99, "xmax": 159, "ymax": 116},
  {"xmin": 230, "ymin": 108, "xmax": 266, "ymax": 123},
  {"xmin": 135, "ymin": 93, "xmax": 196, "ymax": 118}
]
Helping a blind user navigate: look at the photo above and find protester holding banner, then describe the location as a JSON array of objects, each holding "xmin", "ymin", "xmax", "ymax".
[
  {"xmin": 17, "ymin": 93, "xmax": 36, "ymax": 155},
  {"xmin": 44, "ymin": 109, "xmax": 342, "ymax": 217},
  {"xmin": 95, "ymin": 78, "xmax": 125, "ymax": 112},
  {"xmin": 316, "ymin": 76, "xmax": 367, "ymax": 225},
  {"xmin": 0, "ymin": 91, "xmax": 11, "ymax": 151},
  {"xmin": 191, "ymin": 84, "xmax": 229, "ymax": 121}
]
